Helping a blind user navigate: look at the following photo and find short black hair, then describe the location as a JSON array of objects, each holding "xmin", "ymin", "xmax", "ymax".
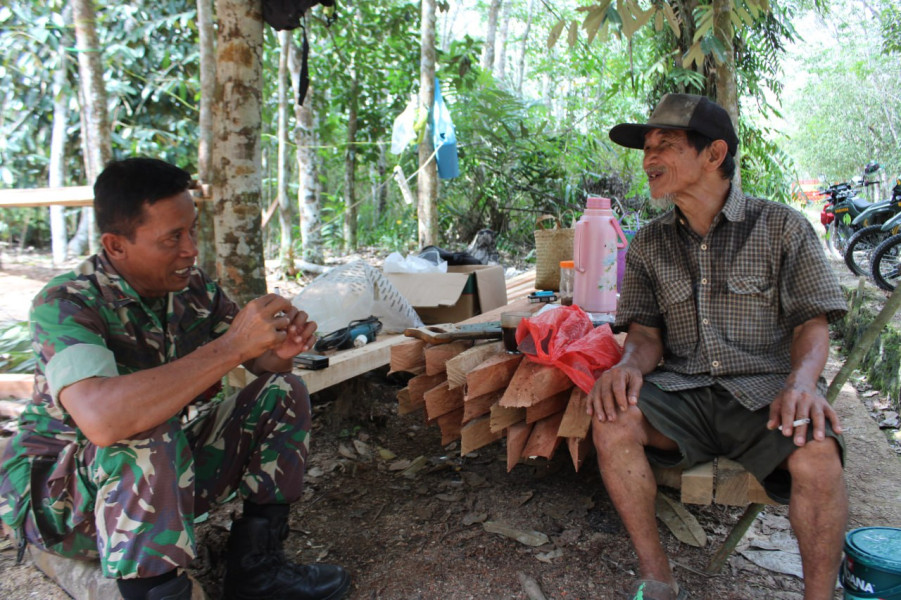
[
  {"xmin": 685, "ymin": 130, "xmax": 736, "ymax": 180},
  {"xmin": 94, "ymin": 158, "xmax": 193, "ymax": 239}
]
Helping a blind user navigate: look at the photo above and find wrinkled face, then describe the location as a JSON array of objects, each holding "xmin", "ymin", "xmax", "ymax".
[
  {"xmin": 642, "ymin": 129, "xmax": 705, "ymax": 202},
  {"xmin": 112, "ymin": 191, "xmax": 198, "ymax": 297}
]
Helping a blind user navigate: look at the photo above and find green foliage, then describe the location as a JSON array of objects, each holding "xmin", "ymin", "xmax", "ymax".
[{"xmin": 0, "ymin": 321, "xmax": 35, "ymax": 374}]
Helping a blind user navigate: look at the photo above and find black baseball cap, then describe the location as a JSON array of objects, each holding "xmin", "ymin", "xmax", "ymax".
[{"xmin": 609, "ymin": 93, "xmax": 739, "ymax": 156}]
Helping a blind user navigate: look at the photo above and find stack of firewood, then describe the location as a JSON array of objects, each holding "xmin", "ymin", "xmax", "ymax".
[{"xmin": 390, "ymin": 338, "xmax": 596, "ymax": 473}]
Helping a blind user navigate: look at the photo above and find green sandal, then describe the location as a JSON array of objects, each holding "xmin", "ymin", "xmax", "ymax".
[{"xmin": 631, "ymin": 579, "xmax": 688, "ymax": 600}]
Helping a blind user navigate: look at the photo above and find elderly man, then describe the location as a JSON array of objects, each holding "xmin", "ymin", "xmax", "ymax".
[
  {"xmin": 589, "ymin": 94, "xmax": 847, "ymax": 600},
  {"xmin": 0, "ymin": 158, "xmax": 350, "ymax": 600}
]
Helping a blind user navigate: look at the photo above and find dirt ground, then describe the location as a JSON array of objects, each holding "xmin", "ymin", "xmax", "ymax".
[{"xmin": 0, "ymin": 246, "xmax": 899, "ymax": 600}]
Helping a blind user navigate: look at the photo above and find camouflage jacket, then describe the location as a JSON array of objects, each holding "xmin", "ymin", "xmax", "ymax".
[{"xmin": 0, "ymin": 252, "xmax": 238, "ymax": 529}]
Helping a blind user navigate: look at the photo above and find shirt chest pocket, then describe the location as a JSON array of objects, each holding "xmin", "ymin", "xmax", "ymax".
[
  {"xmin": 722, "ymin": 275, "xmax": 778, "ymax": 350},
  {"xmin": 656, "ymin": 278, "xmax": 698, "ymax": 355}
]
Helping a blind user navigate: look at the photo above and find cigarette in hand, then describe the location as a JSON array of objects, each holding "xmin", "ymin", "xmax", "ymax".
[
  {"xmin": 779, "ymin": 418, "xmax": 811, "ymax": 431},
  {"xmin": 273, "ymin": 286, "xmax": 287, "ymax": 319}
]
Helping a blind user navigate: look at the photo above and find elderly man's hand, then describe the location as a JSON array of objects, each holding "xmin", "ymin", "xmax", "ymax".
[
  {"xmin": 767, "ymin": 383, "xmax": 842, "ymax": 446},
  {"xmin": 587, "ymin": 363, "xmax": 644, "ymax": 422}
]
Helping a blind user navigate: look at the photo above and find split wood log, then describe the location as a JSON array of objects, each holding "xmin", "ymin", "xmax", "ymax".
[
  {"xmin": 506, "ymin": 422, "xmax": 533, "ymax": 472},
  {"xmin": 557, "ymin": 388, "xmax": 591, "ymax": 439},
  {"xmin": 499, "ymin": 360, "xmax": 572, "ymax": 408},
  {"xmin": 489, "ymin": 403, "xmax": 524, "ymax": 433},
  {"xmin": 652, "ymin": 465, "xmax": 685, "ymax": 491},
  {"xmin": 525, "ymin": 388, "xmax": 569, "ymax": 424},
  {"xmin": 446, "ymin": 341, "xmax": 504, "ymax": 389},
  {"xmin": 435, "ymin": 407, "xmax": 465, "ymax": 445},
  {"xmin": 566, "ymin": 436, "xmax": 593, "ymax": 472},
  {"xmin": 406, "ymin": 372, "xmax": 446, "ymax": 406},
  {"xmin": 464, "ymin": 352, "xmax": 523, "ymax": 398},
  {"xmin": 520, "ymin": 412, "xmax": 564, "ymax": 460},
  {"xmin": 714, "ymin": 458, "xmax": 773, "ymax": 506},
  {"xmin": 389, "ymin": 339, "xmax": 428, "ymax": 374},
  {"xmin": 425, "ymin": 340, "xmax": 473, "ymax": 376},
  {"xmin": 462, "ymin": 390, "xmax": 502, "ymax": 425},
  {"xmin": 423, "ymin": 381, "xmax": 464, "ymax": 422},
  {"xmin": 460, "ymin": 415, "xmax": 503, "ymax": 456}
]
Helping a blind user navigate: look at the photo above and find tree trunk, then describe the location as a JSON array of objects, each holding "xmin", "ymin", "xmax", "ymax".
[
  {"xmin": 289, "ymin": 38, "xmax": 323, "ymax": 263},
  {"xmin": 70, "ymin": 0, "xmax": 111, "ymax": 257},
  {"xmin": 712, "ymin": 0, "xmax": 741, "ymax": 187},
  {"xmin": 418, "ymin": 0, "xmax": 438, "ymax": 247},
  {"xmin": 517, "ymin": 0, "xmax": 535, "ymax": 94},
  {"xmin": 375, "ymin": 142, "xmax": 388, "ymax": 219},
  {"xmin": 344, "ymin": 68, "xmax": 359, "ymax": 250},
  {"xmin": 495, "ymin": 0, "xmax": 512, "ymax": 80},
  {"xmin": 481, "ymin": 0, "xmax": 502, "ymax": 73},
  {"xmin": 276, "ymin": 30, "xmax": 296, "ymax": 273},
  {"xmin": 49, "ymin": 43, "xmax": 68, "ymax": 266},
  {"xmin": 212, "ymin": 0, "xmax": 266, "ymax": 304},
  {"xmin": 196, "ymin": 0, "xmax": 218, "ymax": 277}
]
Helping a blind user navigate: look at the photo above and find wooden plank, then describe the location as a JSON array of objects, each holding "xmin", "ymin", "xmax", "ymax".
[
  {"xmin": 425, "ymin": 340, "xmax": 473, "ymax": 376},
  {"xmin": 460, "ymin": 415, "xmax": 503, "ymax": 456},
  {"xmin": 465, "ymin": 352, "xmax": 523, "ymax": 398},
  {"xmin": 0, "ymin": 400, "xmax": 26, "ymax": 419},
  {"xmin": 525, "ymin": 389, "xmax": 569, "ymax": 424},
  {"xmin": 567, "ymin": 436, "xmax": 593, "ymax": 472},
  {"xmin": 500, "ymin": 360, "xmax": 572, "ymax": 408},
  {"xmin": 0, "ymin": 185, "xmax": 94, "ymax": 208},
  {"xmin": 558, "ymin": 387, "xmax": 591, "ymax": 439},
  {"xmin": 504, "ymin": 270, "xmax": 536, "ymax": 301},
  {"xmin": 506, "ymin": 422, "xmax": 533, "ymax": 472},
  {"xmin": 446, "ymin": 341, "xmax": 504, "ymax": 389},
  {"xmin": 435, "ymin": 407, "xmax": 465, "ymax": 445},
  {"xmin": 715, "ymin": 458, "xmax": 756, "ymax": 506},
  {"xmin": 295, "ymin": 333, "xmax": 406, "ymax": 394},
  {"xmin": 652, "ymin": 465, "xmax": 685, "ymax": 491},
  {"xmin": 681, "ymin": 462, "xmax": 714, "ymax": 505},
  {"xmin": 489, "ymin": 403, "xmax": 525, "ymax": 433},
  {"xmin": 389, "ymin": 339, "xmax": 427, "ymax": 374},
  {"xmin": 462, "ymin": 390, "xmax": 501, "ymax": 425},
  {"xmin": 521, "ymin": 412, "xmax": 565, "ymax": 460},
  {"xmin": 423, "ymin": 380, "xmax": 464, "ymax": 421},
  {"xmin": 0, "ymin": 374, "xmax": 32, "ymax": 399}
]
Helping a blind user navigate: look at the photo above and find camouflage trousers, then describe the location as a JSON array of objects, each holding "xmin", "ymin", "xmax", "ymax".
[{"xmin": 8, "ymin": 372, "xmax": 311, "ymax": 579}]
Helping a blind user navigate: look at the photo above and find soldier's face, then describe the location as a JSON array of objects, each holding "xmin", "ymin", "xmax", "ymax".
[{"xmin": 112, "ymin": 191, "xmax": 199, "ymax": 297}]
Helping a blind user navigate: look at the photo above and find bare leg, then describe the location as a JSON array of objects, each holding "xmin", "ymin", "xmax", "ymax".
[
  {"xmin": 785, "ymin": 438, "xmax": 847, "ymax": 600},
  {"xmin": 592, "ymin": 407, "xmax": 679, "ymax": 586}
]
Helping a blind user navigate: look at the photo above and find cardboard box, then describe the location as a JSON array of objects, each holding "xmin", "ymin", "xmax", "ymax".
[{"xmin": 386, "ymin": 265, "xmax": 507, "ymax": 324}]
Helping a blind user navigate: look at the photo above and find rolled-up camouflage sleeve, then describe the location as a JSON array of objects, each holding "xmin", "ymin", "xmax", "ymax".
[{"xmin": 31, "ymin": 295, "xmax": 116, "ymax": 404}]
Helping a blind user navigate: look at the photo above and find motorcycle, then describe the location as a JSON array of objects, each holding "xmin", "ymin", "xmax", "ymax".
[
  {"xmin": 823, "ymin": 162, "xmax": 884, "ymax": 256},
  {"xmin": 867, "ymin": 177, "xmax": 901, "ymax": 291},
  {"xmin": 842, "ymin": 175, "xmax": 901, "ymax": 276}
]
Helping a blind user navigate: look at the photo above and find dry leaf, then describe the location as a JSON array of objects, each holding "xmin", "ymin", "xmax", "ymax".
[{"xmin": 655, "ymin": 494, "xmax": 707, "ymax": 547}]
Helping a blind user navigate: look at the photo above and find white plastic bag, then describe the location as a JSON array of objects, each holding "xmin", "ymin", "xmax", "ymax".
[
  {"xmin": 390, "ymin": 95, "xmax": 418, "ymax": 155},
  {"xmin": 291, "ymin": 260, "xmax": 424, "ymax": 335},
  {"xmin": 382, "ymin": 251, "xmax": 447, "ymax": 274}
]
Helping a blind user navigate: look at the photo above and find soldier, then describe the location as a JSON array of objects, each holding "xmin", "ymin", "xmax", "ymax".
[{"xmin": 0, "ymin": 158, "xmax": 350, "ymax": 600}]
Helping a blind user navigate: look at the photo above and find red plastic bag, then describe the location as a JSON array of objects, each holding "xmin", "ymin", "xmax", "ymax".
[{"xmin": 515, "ymin": 305, "xmax": 622, "ymax": 393}]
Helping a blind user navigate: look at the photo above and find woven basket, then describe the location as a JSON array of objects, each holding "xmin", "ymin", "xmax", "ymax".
[{"xmin": 534, "ymin": 215, "xmax": 574, "ymax": 291}]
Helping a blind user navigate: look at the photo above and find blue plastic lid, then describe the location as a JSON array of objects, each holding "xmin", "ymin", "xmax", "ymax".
[{"xmin": 846, "ymin": 527, "xmax": 901, "ymax": 571}]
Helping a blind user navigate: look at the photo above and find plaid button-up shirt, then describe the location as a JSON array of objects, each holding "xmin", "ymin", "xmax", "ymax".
[{"xmin": 615, "ymin": 185, "xmax": 847, "ymax": 411}]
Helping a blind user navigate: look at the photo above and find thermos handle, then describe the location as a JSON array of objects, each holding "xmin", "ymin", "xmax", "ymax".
[
  {"xmin": 612, "ymin": 218, "xmax": 628, "ymax": 249},
  {"xmin": 573, "ymin": 221, "xmax": 585, "ymax": 272}
]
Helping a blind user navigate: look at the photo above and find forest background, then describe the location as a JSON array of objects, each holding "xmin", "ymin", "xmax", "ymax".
[{"xmin": 1, "ymin": 0, "xmax": 900, "ymax": 307}]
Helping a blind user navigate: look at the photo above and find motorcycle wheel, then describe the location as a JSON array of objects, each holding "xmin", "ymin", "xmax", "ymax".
[
  {"xmin": 844, "ymin": 225, "xmax": 892, "ymax": 277},
  {"xmin": 871, "ymin": 233, "xmax": 901, "ymax": 291},
  {"xmin": 828, "ymin": 220, "xmax": 853, "ymax": 256}
]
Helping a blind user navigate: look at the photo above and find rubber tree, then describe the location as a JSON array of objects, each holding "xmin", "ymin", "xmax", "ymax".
[
  {"xmin": 417, "ymin": 0, "xmax": 438, "ymax": 247},
  {"xmin": 212, "ymin": 0, "xmax": 267, "ymax": 304},
  {"xmin": 196, "ymin": 0, "xmax": 218, "ymax": 277},
  {"xmin": 70, "ymin": 0, "xmax": 112, "ymax": 257}
]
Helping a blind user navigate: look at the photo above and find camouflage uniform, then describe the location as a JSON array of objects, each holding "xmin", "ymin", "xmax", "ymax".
[{"xmin": 0, "ymin": 253, "xmax": 311, "ymax": 579}]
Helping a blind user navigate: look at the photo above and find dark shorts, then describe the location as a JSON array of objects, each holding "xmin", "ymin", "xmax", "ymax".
[{"xmin": 638, "ymin": 382, "xmax": 845, "ymax": 504}]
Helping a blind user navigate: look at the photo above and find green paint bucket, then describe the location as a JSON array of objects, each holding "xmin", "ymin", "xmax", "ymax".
[{"xmin": 841, "ymin": 527, "xmax": 901, "ymax": 599}]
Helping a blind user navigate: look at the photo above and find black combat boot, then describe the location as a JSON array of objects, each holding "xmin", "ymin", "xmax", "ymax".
[
  {"xmin": 118, "ymin": 571, "xmax": 192, "ymax": 600},
  {"xmin": 224, "ymin": 506, "xmax": 350, "ymax": 600}
]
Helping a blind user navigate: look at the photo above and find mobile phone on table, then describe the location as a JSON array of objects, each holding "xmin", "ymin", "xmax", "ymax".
[{"xmin": 294, "ymin": 353, "xmax": 329, "ymax": 370}]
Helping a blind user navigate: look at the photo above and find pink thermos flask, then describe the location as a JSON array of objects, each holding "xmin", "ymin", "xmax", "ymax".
[{"xmin": 572, "ymin": 196, "xmax": 628, "ymax": 313}]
